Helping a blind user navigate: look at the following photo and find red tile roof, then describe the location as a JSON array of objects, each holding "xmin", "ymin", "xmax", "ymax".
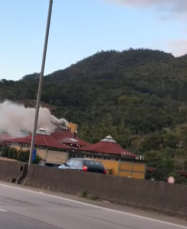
[
  {"xmin": 0, "ymin": 134, "xmax": 12, "ymax": 141},
  {"xmin": 4, "ymin": 129, "xmax": 71, "ymax": 150},
  {"xmin": 51, "ymin": 129, "xmax": 73, "ymax": 141},
  {"xmin": 79, "ymin": 135, "xmax": 136, "ymax": 157},
  {"xmin": 61, "ymin": 138, "xmax": 79, "ymax": 144},
  {"xmin": 51, "ymin": 129, "xmax": 91, "ymax": 147},
  {"xmin": 75, "ymin": 138, "xmax": 91, "ymax": 147}
]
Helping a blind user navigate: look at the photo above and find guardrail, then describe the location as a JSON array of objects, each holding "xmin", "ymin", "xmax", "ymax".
[
  {"xmin": 0, "ymin": 160, "xmax": 27, "ymax": 183},
  {"xmin": 1, "ymin": 161, "xmax": 187, "ymax": 218}
]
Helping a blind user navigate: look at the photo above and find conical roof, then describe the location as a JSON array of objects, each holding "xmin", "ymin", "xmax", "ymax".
[
  {"xmin": 100, "ymin": 135, "xmax": 117, "ymax": 143},
  {"xmin": 79, "ymin": 135, "xmax": 136, "ymax": 157}
]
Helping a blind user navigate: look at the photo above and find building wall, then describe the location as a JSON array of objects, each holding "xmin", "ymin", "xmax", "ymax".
[
  {"xmin": 118, "ymin": 162, "xmax": 146, "ymax": 179},
  {"xmin": 10, "ymin": 144, "xmax": 145, "ymax": 178},
  {"xmin": 93, "ymin": 158, "xmax": 146, "ymax": 179},
  {"xmin": 10, "ymin": 145, "xmax": 68, "ymax": 165},
  {"xmin": 45, "ymin": 150, "xmax": 68, "ymax": 164},
  {"xmin": 67, "ymin": 123, "xmax": 77, "ymax": 133}
]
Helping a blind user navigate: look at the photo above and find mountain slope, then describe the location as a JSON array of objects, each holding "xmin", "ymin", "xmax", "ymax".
[
  {"xmin": 45, "ymin": 49, "xmax": 174, "ymax": 82},
  {"xmin": 1, "ymin": 48, "xmax": 187, "ymax": 156}
]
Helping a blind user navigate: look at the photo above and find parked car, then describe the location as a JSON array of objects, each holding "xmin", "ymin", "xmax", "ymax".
[{"xmin": 58, "ymin": 158, "xmax": 106, "ymax": 174}]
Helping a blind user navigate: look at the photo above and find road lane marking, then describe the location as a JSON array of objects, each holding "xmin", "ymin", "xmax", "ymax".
[
  {"xmin": 0, "ymin": 208, "xmax": 7, "ymax": 212},
  {"xmin": 0, "ymin": 182, "xmax": 186, "ymax": 228}
]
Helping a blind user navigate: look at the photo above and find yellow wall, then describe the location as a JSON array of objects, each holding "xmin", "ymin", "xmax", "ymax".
[
  {"xmin": 46, "ymin": 150, "xmax": 68, "ymax": 164},
  {"xmin": 10, "ymin": 145, "xmax": 68, "ymax": 165},
  {"xmin": 91, "ymin": 158, "xmax": 146, "ymax": 179},
  {"xmin": 119, "ymin": 162, "xmax": 146, "ymax": 179},
  {"xmin": 67, "ymin": 123, "xmax": 78, "ymax": 133},
  {"xmin": 118, "ymin": 171, "xmax": 132, "ymax": 177},
  {"xmin": 94, "ymin": 159, "xmax": 119, "ymax": 175},
  {"xmin": 36, "ymin": 149, "xmax": 47, "ymax": 160},
  {"xmin": 132, "ymin": 164, "xmax": 145, "ymax": 172},
  {"xmin": 132, "ymin": 173, "xmax": 145, "ymax": 179},
  {"xmin": 11, "ymin": 146, "xmax": 21, "ymax": 151},
  {"xmin": 103, "ymin": 160, "xmax": 119, "ymax": 175},
  {"xmin": 119, "ymin": 163, "xmax": 132, "ymax": 171}
]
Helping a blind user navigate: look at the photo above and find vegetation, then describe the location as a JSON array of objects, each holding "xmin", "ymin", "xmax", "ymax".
[
  {"xmin": 81, "ymin": 190, "xmax": 89, "ymax": 198},
  {"xmin": 1, "ymin": 48, "xmax": 187, "ymax": 182},
  {"xmin": 90, "ymin": 195, "xmax": 100, "ymax": 201},
  {"xmin": 1, "ymin": 146, "xmax": 41, "ymax": 164}
]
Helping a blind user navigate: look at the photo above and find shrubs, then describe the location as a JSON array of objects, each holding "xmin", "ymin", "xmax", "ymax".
[{"xmin": 1, "ymin": 146, "xmax": 41, "ymax": 164}]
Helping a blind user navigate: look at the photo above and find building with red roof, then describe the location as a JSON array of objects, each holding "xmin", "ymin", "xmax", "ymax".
[
  {"xmin": 51, "ymin": 129, "xmax": 91, "ymax": 148},
  {"xmin": 2, "ymin": 128, "xmax": 71, "ymax": 166},
  {"xmin": 4, "ymin": 128, "xmax": 71, "ymax": 150},
  {"xmin": 0, "ymin": 134, "xmax": 12, "ymax": 141},
  {"xmin": 0, "ymin": 142, "xmax": 6, "ymax": 147},
  {"xmin": 79, "ymin": 135, "xmax": 136, "ymax": 158}
]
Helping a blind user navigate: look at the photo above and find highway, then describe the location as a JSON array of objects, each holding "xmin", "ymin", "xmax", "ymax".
[{"xmin": 0, "ymin": 183, "xmax": 187, "ymax": 229}]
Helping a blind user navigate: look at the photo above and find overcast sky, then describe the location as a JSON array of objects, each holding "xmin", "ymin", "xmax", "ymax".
[{"xmin": 0, "ymin": 0, "xmax": 186, "ymax": 80}]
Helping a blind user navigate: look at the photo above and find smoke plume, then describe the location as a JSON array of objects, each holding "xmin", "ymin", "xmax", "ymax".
[{"xmin": 0, "ymin": 100, "xmax": 68, "ymax": 138}]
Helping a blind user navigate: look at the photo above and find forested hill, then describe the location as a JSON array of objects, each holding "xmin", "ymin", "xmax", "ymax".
[
  {"xmin": 1, "ymin": 49, "xmax": 187, "ymax": 171},
  {"xmin": 45, "ymin": 49, "xmax": 174, "ymax": 82}
]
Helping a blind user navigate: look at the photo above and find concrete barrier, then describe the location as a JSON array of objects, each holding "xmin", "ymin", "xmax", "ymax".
[
  {"xmin": 23, "ymin": 164, "xmax": 187, "ymax": 218},
  {"xmin": 0, "ymin": 160, "xmax": 27, "ymax": 183}
]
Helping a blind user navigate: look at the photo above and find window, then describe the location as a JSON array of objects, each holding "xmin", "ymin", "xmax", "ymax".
[
  {"xmin": 84, "ymin": 160, "xmax": 103, "ymax": 167},
  {"xmin": 72, "ymin": 160, "xmax": 82, "ymax": 169},
  {"xmin": 66, "ymin": 159, "xmax": 74, "ymax": 166}
]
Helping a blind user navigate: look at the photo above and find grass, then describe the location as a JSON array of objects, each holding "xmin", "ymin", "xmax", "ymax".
[
  {"xmin": 90, "ymin": 195, "xmax": 100, "ymax": 201},
  {"xmin": 81, "ymin": 190, "xmax": 89, "ymax": 198}
]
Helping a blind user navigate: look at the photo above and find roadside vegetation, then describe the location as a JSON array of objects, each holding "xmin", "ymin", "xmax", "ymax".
[{"xmin": 0, "ymin": 146, "xmax": 41, "ymax": 164}]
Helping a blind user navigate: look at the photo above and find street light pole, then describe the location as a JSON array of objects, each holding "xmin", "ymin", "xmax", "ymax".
[{"xmin": 28, "ymin": 0, "xmax": 53, "ymax": 167}]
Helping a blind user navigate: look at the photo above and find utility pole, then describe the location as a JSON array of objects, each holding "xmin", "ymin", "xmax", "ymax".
[{"xmin": 28, "ymin": 0, "xmax": 53, "ymax": 167}]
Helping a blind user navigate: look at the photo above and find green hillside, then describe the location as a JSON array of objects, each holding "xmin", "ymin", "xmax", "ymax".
[{"xmin": 1, "ymin": 48, "xmax": 187, "ymax": 181}]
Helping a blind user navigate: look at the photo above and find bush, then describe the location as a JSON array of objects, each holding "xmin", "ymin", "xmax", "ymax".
[{"xmin": 1, "ymin": 146, "xmax": 41, "ymax": 164}]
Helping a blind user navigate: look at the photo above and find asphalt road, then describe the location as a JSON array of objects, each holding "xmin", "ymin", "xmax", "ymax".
[{"xmin": 0, "ymin": 183, "xmax": 187, "ymax": 229}]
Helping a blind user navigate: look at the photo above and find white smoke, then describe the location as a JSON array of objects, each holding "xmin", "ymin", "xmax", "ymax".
[{"xmin": 0, "ymin": 100, "xmax": 68, "ymax": 137}]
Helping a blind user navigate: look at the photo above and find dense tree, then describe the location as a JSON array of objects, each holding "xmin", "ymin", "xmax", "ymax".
[{"xmin": 1, "ymin": 49, "xmax": 187, "ymax": 177}]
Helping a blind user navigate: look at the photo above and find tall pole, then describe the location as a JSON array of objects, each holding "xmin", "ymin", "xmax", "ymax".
[{"xmin": 28, "ymin": 0, "xmax": 53, "ymax": 167}]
